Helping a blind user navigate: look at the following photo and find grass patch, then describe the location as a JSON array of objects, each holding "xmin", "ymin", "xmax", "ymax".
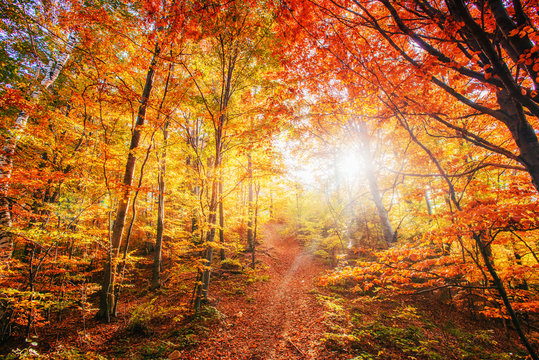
[
  {"xmin": 316, "ymin": 286, "xmax": 528, "ymax": 360},
  {"xmin": 138, "ymin": 340, "xmax": 176, "ymax": 360},
  {"xmin": 244, "ymin": 267, "xmax": 270, "ymax": 283},
  {"xmin": 167, "ymin": 326, "xmax": 198, "ymax": 350},
  {"xmin": 220, "ymin": 258, "xmax": 243, "ymax": 271}
]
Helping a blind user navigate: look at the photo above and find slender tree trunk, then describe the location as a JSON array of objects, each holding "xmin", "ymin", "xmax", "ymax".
[
  {"xmin": 219, "ymin": 170, "xmax": 225, "ymax": 261},
  {"xmin": 113, "ymin": 138, "xmax": 154, "ymax": 315},
  {"xmin": 474, "ymin": 232, "xmax": 538, "ymax": 360},
  {"xmin": 251, "ymin": 183, "xmax": 260, "ymax": 269},
  {"xmin": 194, "ymin": 168, "xmax": 219, "ymax": 311},
  {"xmin": 194, "ymin": 126, "xmax": 222, "ymax": 312},
  {"xmin": 151, "ymin": 61, "xmax": 173, "ymax": 290},
  {"xmin": 97, "ymin": 44, "xmax": 160, "ymax": 321},
  {"xmin": 193, "ymin": 38, "xmax": 237, "ymax": 313},
  {"xmin": 358, "ymin": 121, "xmax": 394, "ymax": 245},
  {"xmin": 246, "ymin": 154, "xmax": 253, "ymax": 251},
  {"xmin": 269, "ymin": 189, "xmax": 273, "ymax": 219},
  {"xmin": 152, "ymin": 122, "xmax": 168, "ymax": 290},
  {"xmin": 424, "ymin": 189, "xmax": 433, "ymax": 216}
]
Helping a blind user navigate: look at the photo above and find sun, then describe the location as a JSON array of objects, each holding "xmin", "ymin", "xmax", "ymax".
[
  {"xmin": 335, "ymin": 145, "xmax": 367, "ymax": 180},
  {"xmin": 277, "ymin": 134, "xmax": 371, "ymax": 188}
]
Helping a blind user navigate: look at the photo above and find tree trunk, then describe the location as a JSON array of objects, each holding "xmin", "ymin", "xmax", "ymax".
[
  {"xmin": 97, "ymin": 44, "xmax": 160, "ymax": 321},
  {"xmin": 358, "ymin": 122, "xmax": 394, "ymax": 245},
  {"xmin": 151, "ymin": 61, "xmax": 173, "ymax": 290},
  {"xmin": 0, "ymin": 33, "xmax": 76, "ymax": 263},
  {"xmin": 246, "ymin": 154, "xmax": 254, "ymax": 251},
  {"xmin": 424, "ymin": 189, "xmax": 433, "ymax": 216},
  {"xmin": 192, "ymin": 32, "xmax": 237, "ymax": 312},
  {"xmin": 474, "ymin": 232, "xmax": 538, "ymax": 360},
  {"xmin": 194, "ymin": 125, "xmax": 222, "ymax": 312},
  {"xmin": 219, "ymin": 171, "xmax": 225, "ymax": 261},
  {"xmin": 194, "ymin": 171, "xmax": 219, "ymax": 311},
  {"xmin": 0, "ymin": 299, "xmax": 13, "ymax": 344},
  {"xmin": 251, "ymin": 183, "xmax": 260, "ymax": 269},
  {"xmin": 496, "ymin": 90, "xmax": 539, "ymax": 192},
  {"xmin": 152, "ymin": 122, "xmax": 168, "ymax": 290},
  {"xmin": 269, "ymin": 189, "xmax": 273, "ymax": 219}
]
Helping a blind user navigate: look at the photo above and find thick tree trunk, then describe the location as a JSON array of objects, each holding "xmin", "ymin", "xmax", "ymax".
[
  {"xmin": 97, "ymin": 44, "xmax": 160, "ymax": 321},
  {"xmin": 496, "ymin": 90, "xmax": 539, "ymax": 192},
  {"xmin": 445, "ymin": 0, "xmax": 539, "ymax": 192},
  {"xmin": 365, "ymin": 171, "xmax": 394, "ymax": 245},
  {"xmin": 0, "ymin": 33, "xmax": 76, "ymax": 263},
  {"xmin": 152, "ymin": 123, "xmax": 168, "ymax": 290},
  {"xmin": 0, "ymin": 299, "xmax": 13, "ymax": 343}
]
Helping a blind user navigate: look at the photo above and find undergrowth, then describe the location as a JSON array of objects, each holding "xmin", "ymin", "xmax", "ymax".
[{"xmin": 316, "ymin": 290, "xmax": 528, "ymax": 360}]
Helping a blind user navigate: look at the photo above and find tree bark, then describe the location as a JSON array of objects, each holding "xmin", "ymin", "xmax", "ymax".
[
  {"xmin": 97, "ymin": 44, "xmax": 160, "ymax": 321},
  {"xmin": 496, "ymin": 90, "xmax": 539, "ymax": 191},
  {"xmin": 424, "ymin": 189, "xmax": 433, "ymax": 216}
]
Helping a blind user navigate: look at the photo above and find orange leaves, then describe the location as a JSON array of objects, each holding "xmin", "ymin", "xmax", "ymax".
[
  {"xmin": 501, "ymin": 264, "xmax": 539, "ymax": 283},
  {"xmin": 513, "ymin": 300, "xmax": 539, "ymax": 314},
  {"xmin": 320, "ymin": 242, "xmax": 464, "ymax": 297},
  {"xmin": 509, "ymin": 26, "xmax": 534, "ymax": 39}
]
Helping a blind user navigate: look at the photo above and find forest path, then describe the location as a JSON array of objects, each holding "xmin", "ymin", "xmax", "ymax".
[{"xmin": 179, "ymin": 223, "xmax": 332, "ymax": 360}]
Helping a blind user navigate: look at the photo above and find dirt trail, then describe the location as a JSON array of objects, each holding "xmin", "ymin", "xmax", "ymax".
[{"xmin": 179, "ymin": 224, "xmax": 331, "ymax": 360}]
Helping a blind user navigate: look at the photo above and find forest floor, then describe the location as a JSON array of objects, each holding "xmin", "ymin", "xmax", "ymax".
[
  {"xmin": 176, "ymin": 222, "xmax": 333, "ymax": 360},
  {"xmin": 0, "ymin": 222, "xmax": 533, "ymax": 359}
]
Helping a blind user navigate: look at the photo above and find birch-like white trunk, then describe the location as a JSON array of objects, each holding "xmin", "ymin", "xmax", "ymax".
[{"xmin": 0, "ymin": 32, "xmax": 76, "ymax": 262}]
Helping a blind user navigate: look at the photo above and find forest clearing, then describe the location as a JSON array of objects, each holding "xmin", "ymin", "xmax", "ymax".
[{"xmin": 0, "ymin": 0, "xmax": 538, "ymax": 359}]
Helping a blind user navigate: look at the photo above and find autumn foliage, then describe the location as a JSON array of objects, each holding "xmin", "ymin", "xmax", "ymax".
[{"xmin": 0, "ymin": 0, "xmax": 538, "ymax": 358}]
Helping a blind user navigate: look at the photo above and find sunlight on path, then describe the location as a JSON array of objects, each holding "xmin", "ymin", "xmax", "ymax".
[{"xmin": 178, "ymin": 223, "xmax": 334, "ymax": 360}]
